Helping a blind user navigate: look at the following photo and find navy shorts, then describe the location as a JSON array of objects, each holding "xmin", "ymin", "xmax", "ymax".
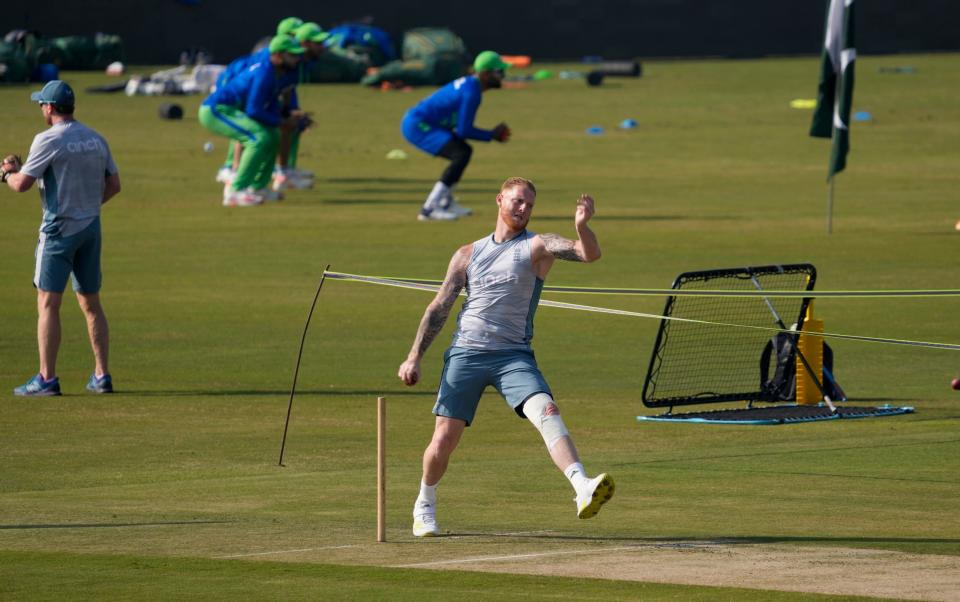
[
  {"xmin": 34, "ymin": 218, "xmax": 102, "ymax": 294},
  {"xmin": 433, "ymin": 347, "xmax": 552, "ymax": 426}
]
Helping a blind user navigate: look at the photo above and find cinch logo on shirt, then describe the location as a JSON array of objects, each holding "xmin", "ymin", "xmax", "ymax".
[
  {"xmin": 476, "ymin": 273, "xmax": 519, "ymax": 289},
  {"xmin": 66, "ymin": 138, "xmax": 104, "ymax": 154}
]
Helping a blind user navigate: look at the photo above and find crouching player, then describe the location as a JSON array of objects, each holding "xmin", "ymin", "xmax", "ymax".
[{"xmin": 199, "ymin": 35, "xmax": 303, "ymax": 206}]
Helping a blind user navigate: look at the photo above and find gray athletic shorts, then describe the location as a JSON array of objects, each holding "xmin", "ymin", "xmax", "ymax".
[
  {"xmin": 433, "ymin": 346, "xmax": 552, "ymax": 426},
  {"xmin": 34, "ymin": 218, "xmax": 102, "ymax": 294}
]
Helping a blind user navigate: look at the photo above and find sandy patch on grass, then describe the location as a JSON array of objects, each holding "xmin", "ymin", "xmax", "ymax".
[{"xmin": 398, "ymin": 541, "xmax": 960, "ymax": 601}]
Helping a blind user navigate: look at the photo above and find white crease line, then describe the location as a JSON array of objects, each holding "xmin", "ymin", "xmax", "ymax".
[
  {"xmin": 215, "ymin": 544, "xmax": 358, "ymax": 559},
  {"xmin": 446, "ymin": 530, "xmax": 557, "ymax": 539},
  {"xmin": 489, "ymin": 530, "xmax": 556, "ymax": 536},
  {"xmin": 395, "ymin": 541, "xmax": 725, "ymax": 568},
  {"xmin": 395, "ymin": 545, "xmax": 650, "ymax": 568}
]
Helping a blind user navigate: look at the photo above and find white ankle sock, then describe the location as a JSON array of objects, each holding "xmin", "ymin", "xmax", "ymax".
[
  {"xmin": 417, "ymin": 480, "xmax": 438, "ymax": 506},
  {"xmin": 440, "ymin": 184, "xmax": 457, "ymax": 209},
  {"xmin": 422, "ymin": 181, "xmax": 450, "ymax": 212},
  {"xmin": 563, "ymin": 462, "xmax": 590, "ymax": 495}
]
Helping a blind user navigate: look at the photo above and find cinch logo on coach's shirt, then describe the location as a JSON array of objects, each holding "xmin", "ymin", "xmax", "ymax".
[
  {"xmin": 66, "ymin": 138, "xmax": 104, "ymax": 154},
  {"xmin": 476, "ymin": 273, "xmax": 519, "ymax": 289}
]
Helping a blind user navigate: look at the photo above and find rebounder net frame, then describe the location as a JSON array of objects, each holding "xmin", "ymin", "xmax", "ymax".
[{"xmin": 638, "ymin": 263, "xmax": 914, "ymax": 424}]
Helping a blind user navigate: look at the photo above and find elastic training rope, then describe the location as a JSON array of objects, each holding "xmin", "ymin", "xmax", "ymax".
[
  {"xmin": 322, "ymin": 271, "xmax": 960, "ymax": 351},
  {"xmin": 323, "ymin": 270, "xmax": 960, "ymax": 298}
]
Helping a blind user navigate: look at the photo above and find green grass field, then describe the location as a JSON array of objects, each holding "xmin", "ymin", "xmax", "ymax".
[{"xmin": 1, "ymin": 53, "xmax": 958, "ymax": 600}]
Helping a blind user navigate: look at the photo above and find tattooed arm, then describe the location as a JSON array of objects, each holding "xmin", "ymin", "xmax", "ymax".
[
  {"xmin": 398, "ymin": 245, "xmax": 471, "ymax": 386},
  {"xmin": 533, "ymin": 194, "xmax": 601, "ymax": 276}
]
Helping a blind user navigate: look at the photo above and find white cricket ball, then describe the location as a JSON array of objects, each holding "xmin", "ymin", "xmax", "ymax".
[{"xmin": 203, "ymin": 141, "xmax": 214, "ymax": 153}]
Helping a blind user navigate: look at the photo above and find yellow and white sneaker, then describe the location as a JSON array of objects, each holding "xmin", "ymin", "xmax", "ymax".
[
  {"xmin": 412, "ymin": 501, "xmax": 441, "ymax": 537},
  {"xmin": 576, "ymin": 473, "xmax": 615, "ymax": 519}
]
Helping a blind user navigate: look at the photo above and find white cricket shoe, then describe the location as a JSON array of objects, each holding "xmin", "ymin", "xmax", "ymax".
[
  {"xmin": 289, "ymin": 167, "xmax": 315, "ymax": 180},
  {"xmin": 215, "ymin": 167, "xmax": 235, "ymax": 184},
  {"xmin": 417, "ymin": 208, "xmax": 458, "ymax": 222},
  {"xmin": 412, "ymin": 501, "xmax": 441, "ymax": 537},
  {"xmin": 259, "ymin": 188, "xmax": 283, "ymax": 202},
  {"xmin": 441, "ymin": 198, "xmax": 473, "ymax": 216},
  {"xmin": 575, "ymin": 473, "xmax": 615, "ymax": 519},
  {"xmin": 285, "ymin": 173, "xmax": 314, "ymax": 190},
  {"xmin": 273, "ymin": 170, "xmax": 314, "ymax": 191},
  {"xmin": 223, "ymin": 189, "xmax": 264, "ymax": 207}
]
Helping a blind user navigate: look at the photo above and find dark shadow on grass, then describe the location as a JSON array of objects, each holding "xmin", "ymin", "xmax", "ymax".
[
  {"xmin": 445, "ymin": 532, "xmax": 960, "ymax": 547},
  {"xmin": 345, "ymin": 187, "xmax": 492, "ymax": 195},
  {"xmin": 0, "ymin": 520, "xmax": 233, "ymax": 530},
  {"xmin": 613, "ymin": 437, "xmax": 960, "ymax": 467},
  {"xmin": 325, "ymin": 177, "xmax": 437, "ymax": 184},
  {"xmin": 697, "ymin": 468, "xmax": 958, "ymax": 485},
  {"xmin": 532, "ymin": 214, "xmax": 733, "ymax": 222},
  {"xmin": 130, "ymin": 389, "xmax": 431, "ymax": 397},
  {"xmin": 322, "ymin": 198, "xmax": 422, "ymax": 206}
]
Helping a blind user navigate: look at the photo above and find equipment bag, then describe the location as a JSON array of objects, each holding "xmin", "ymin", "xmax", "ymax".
[{"xmin": 760, "ymin": 332, "xmax": 842, "ymax": 401}]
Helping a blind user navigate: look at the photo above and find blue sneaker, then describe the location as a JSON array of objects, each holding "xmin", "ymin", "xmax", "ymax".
[
  {"xmin": 86, "ymin": 373, "xmax": 113, "ymax": 394},
  {"xmin": 14, "ymin": 374, "xmax": 61, "ymax": 397}
]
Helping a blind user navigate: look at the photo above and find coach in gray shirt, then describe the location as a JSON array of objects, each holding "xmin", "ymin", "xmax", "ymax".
[{"xmin": 2, "ymin": 80, "xmax": 121, "ymax": 396}]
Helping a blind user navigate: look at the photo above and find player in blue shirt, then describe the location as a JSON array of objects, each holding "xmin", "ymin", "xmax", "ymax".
[
  {"xmin": 401, "ymin": 51, "xmax": 512, "ymax": 221},
  {"xmin": 199, "ymin": 35, "xmax": 303, "ymax": 206},
  {"xmin": 271, "ymin": 22, "xmax": 330, "ymax": 192},
  {"xmin": 213, "ymin": 22, "xmax": 327, "ymax": 195}
]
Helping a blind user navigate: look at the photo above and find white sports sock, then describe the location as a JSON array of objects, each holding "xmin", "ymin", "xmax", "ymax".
[
  {"xmin": 439, "ymin": 184, "xmax": 457, "ymax": 209},
  {"xmin": 417, "ymin": 480, "xmax": 438, "ymax": 506},
  {"xmin": 563, "ymin": 462, "xmax": 590, "ymax": 495},
  {"xmin": 421, "ymin": 181, "xmax": 450, "ymax": 212}
]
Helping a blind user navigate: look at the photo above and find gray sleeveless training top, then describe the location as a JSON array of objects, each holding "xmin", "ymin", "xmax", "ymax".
[{"xmin": 451, "ymin": 230, "xmax": 544, "ymax": 351}]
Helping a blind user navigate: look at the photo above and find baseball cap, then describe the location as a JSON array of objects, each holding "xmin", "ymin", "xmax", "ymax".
[
  {"xmin": 269, "ymin": 35, "xmax": 306, "ymax": 55},
  {"xmin": 277, "ymin": 16, "xmax": 304, "ymax": 36},
  {"xmin": 295, "ymin": 22, "xmax": 329, "ymax": 43},
  {"xmin": 30, "ymin": 80, "xmax": 75, "ymax": 105},
  {"xmin": 473, "ymin": 50, "xmax": 510, "ymax": 73}
]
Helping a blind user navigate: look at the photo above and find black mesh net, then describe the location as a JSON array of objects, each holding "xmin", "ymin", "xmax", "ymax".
[{"xmin": 642, "ymin": 264, "xmax": 816, "ymax": 408}]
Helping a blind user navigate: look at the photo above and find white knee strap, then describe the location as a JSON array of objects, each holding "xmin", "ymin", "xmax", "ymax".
[{"xmin": 522, "ymin": 393, "xmax": 569, "ymax": 450}]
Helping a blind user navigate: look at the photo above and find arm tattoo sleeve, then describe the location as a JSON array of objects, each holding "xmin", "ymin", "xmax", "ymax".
[
  {"xmin": 540, "ymin": 233, "xmax": 583, "ymax": 262},
  {"xmin": 415, "ymin": 267, "xmax": 466, "ymax": 355}
]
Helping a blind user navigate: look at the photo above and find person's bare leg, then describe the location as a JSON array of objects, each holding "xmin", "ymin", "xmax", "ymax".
[
  {"xmin": 523, "ymin": 393, "xmax": 615, "ymax": 518},
  {"xmin": 77, "ymin": 292, "xmax": 109, "ymax": 377},
  {"xmin": 546, "ymin": 435, "xmax": 579, "ymax": 471},
  {"xmin": 422, "ymin": 416, "xmax": 466, "ymax": 485},
  {"xmin": 37, "ymin": 290, "xmax": 63, "ymax": 380},
  {"xmin": 413, "ymin": 416, "xmax": 466, "ymax": 536}
]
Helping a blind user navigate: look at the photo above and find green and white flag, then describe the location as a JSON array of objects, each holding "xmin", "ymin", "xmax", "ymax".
[{"xmin": 810, "ymin": 0, "xmax": 856, "ymax": 180}]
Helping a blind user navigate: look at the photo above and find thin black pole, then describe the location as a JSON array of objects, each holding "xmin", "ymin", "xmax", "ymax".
[
  {"xmin": 827, "ymin": 176, "xmax": 835, "ymax": 234},
  {"xmin": 279, "ymin": 265, "xmax": 330, "ymax": 466}
]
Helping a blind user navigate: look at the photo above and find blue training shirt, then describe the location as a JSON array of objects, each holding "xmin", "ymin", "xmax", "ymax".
[
  {"xmin": 407, "ymin": 75, "xmax": 493, "ymax": 141},
  {"xmin": 217, "ymin": 48, "xmax": 270, "ymax": 89},
  {"xmin": 202, "ymin": 60, "xmax": 283, "ymax": 126},
  {"xmin": 217, "ymin": 48, "xmax": 301, "ymax": 111}
]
